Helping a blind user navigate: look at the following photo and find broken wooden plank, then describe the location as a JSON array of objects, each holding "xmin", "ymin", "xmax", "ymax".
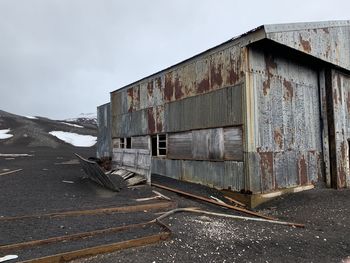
[
  {"xmin": 126, "ymin": 175, "xmax": 146, "ymax": 186},
  {"xmin": 0, "ymin": 169, "xmax": 23, "ymax": 176},
  {"xmin": 153, "ymin": 208, "xmax": 305, "ymax": 228},
  {"xmin": 152, "ymin": 183, "xmax": 275, "ymax": 220},
  {"xmin": 224, "ymin": 195, "xmax": 246, "ymax": 207},
  {"xmin": 18, "ymin": 231, "xmax": 170, "ymax": 263},
  {"xmin": 0, "ymin": 222, "xmax": 153, "ymax": 252},
  {"xmin": 0, "ymin": 202, "xmax": 177, "ymax": 222}
]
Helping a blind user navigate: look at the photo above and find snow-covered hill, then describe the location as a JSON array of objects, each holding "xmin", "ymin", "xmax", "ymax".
[{"xmin": 0, "ymin": 110, "xmax": 97, "ymax": 148}]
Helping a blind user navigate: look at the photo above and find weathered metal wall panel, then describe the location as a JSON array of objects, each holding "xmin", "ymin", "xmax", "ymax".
[
  {"xmin": 246, "ymin": 46, "xmax": 323, "ymax": 193},
  {"xmin": 151, "ymin": 159, "xmax": 244, "ymax": 191},
  {"xmin": 165, "ymin": 85, "xmax": 242, "ymax": 132},
  {"xmin": 113, "ymin": 109, "xmax": 148, "ymax": 138},
  {"xmin": 329, "ymin": 70, "xmax": 350, "ymax": 188},
  {"xmin": 265, "ymin": 22, "xmax": 350, "ymax": 71},
  {"xmin": 167, "ymin": 127, "xmax": 243, "ymax": 161},
  {"xmin": 97, "ymin": 103, "xmax": 112, "ymax": 158},
  {"xmin": 131, "ymin": 135, "xmax": 149, "ymax": 150},
  {"xmin": 167, "ymin": 131, "xmax": 192, "ymax": 159}
]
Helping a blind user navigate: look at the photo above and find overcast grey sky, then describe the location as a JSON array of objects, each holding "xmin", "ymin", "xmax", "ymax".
[{"xmin": 0, "ymin": 0, "xmax": 349, "ymax": 119}]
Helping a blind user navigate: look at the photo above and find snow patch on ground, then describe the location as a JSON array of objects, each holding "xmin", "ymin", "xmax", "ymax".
[
  {"xmin": 49, "ymin": 131, "xmax": 96, "ymax": 147},
  {"xmin": 0, "ymin": 129, "xmax": 13, "ymax": 139},
  {"xmin": 60, "ymin": 122, "xmax": 84, "ymax": 128},
  {"xmin": 25, "ymin": 116, "xmax": 38, "ymax": 119}
]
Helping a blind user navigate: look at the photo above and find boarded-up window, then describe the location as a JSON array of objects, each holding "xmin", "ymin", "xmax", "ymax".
[
  {"xmin": 131, "ymin": 136, "xmax": 150, "ymax": 150},
  {"xmin": 168, "ymin": 131, "xmax": 192, "ymax": 159},
  {"xmin": 168, "ymin": 126, "xmax": 242, "ymax": 161}
]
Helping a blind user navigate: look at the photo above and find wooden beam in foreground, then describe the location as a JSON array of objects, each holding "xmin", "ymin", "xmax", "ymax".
[
  {"xmin": 0, "ymin": 222, "xmax": 154, "ymax": 252},
  {"xmin": 18, "ymin": 232, "xmax": 170, "ymax": 263},
  {"xmin": 0, "ymin": 201, "xmax": 176, "ymax": 222},
  {"xmin": 152, "ymin": 183, "xmax": 275, "ymax": 221}
]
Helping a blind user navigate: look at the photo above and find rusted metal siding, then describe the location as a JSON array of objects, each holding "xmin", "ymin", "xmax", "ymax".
[
  {"xmin": 165, "ymin": 85, "xmax": 242, "ymax": 132},
  {"xmin": 246, "ymin": 46, "xmax": 323, "ymax": 193},
  {"xmin": 167, "ymin": 131, "xmax": 192, "ymax": 159},
  {"xmin": 113, "ymin": 109, "xmax": 148, "ymax": 138},
  {"xmin": 328, "ymin": 70, "xmax": 350, "ymax": 188},
  {"xmin": 151, "ymin": 159, "xmax": 244, "ymax": 191},
  {"xmin": 265, "ymin": 21, "xmax": 350, "ymax": 71},
  {"xmin": 97, "ymin": 103, "xmax": 112, "ymax": 158}
]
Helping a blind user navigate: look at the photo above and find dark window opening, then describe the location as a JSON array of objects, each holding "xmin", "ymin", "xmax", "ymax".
[
  {"xmin": 151, "ymin": 136, "xmax": 158, "ymax": 156},
  {"xmin": 126, "ymin": 137, "xmax": 131, "ymax": 148},
  {"xmin": 158, "ymin": 134, "xmax": 167, "ymax": 156},
  {"xmin": 120, "ymin": 138, "xmax": 125, "ymax": 148}
]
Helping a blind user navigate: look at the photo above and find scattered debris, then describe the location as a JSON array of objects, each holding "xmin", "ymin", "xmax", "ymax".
[
  {"xmin": 210, "ymin": 196, "xmax": 226, "ymax": 205},
  {"xmin": 0, "ymin": 169, "xmax": 23, "ymax": 176},
  {"xmin": 0, "ymin": 255, "xmax": 18, "ymax": 262},
  {"xmin": 136, "ymin": 190, "xmax": 171, "ymax": 202},
  {"xmin": 62, "ymin": 180, "xmax": 74, "ymax": 184},
  {"xmin": 152, "ymin": 183, "xmax": 275, "ymax": 220}
]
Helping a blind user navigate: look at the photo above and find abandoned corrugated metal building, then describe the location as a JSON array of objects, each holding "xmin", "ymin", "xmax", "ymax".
[{"xmin": 98, "ymin": 20, "xmax": 350, "ymax": 204}]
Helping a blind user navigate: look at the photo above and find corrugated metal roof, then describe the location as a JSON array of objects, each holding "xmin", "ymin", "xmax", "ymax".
[{"xmin": 111, "ymin": 20, "xmax": 350, "ymax": 95}]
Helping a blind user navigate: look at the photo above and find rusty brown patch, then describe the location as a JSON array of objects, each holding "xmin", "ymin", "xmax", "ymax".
[
  {"xmin": 333, "ymin": 88, "xmax": 338, "ymax": 104},
  {"xmin": 227, "ymin": 57, "xmax": 240, "ymax": 85},
  {"xmin": 210, "ymin": 63, "xmax": 223, "ymax": 89},
  {"xmin": 274, "ymin": 128, "xmax": 283, "ymax": 150},
  {"xmin": 127, "ymin": 88, "xmax": 134, "ymax": 112},
  {"xmin": 263, "ymin": 79, "xmax": 270, "ymax": 96},
  {"xmin": 197, "ymin": 77, "xmax": 210, "ymax": 94},
  {"xmin": 155, "ymin": 77, "xmax": 162, "ymax": 89},
  {"xmin": 156, "ymin": 107, "xmax": 163, "ymax": 132},
  {"xmin": 298, "ymin": 155, "xmax": 308, "ymax": 185},
  {"xmin": 164, "ymin": 72, "xmax": 174, "ymax": 101},
  {"xmin": 283, "ymin": 79, "xmax": 294, "ymax": 100},
  {"xmin": 299, "ymin": 35, "xmax": 312, "ymax": 53},
  {"xmin": 312, "ymin": 29, "xmax": 317, "ymax": 33},
  {"xmin": 147, "ymin": 108, "xmax": 156, "ymax": 134},
  {"xmin": 147, "ymin": 81, "xmax": 153, "ymax": 97},
  {"xmin": 337, "ymin": 141, "xmax": 347, "ymax": 188},
  {"xmin": 259, "ymin": 152, "xmax": 274, "ymax": 191},
  {"xmin": 174, "ymin": 76, "xmax": 184, "ymax": 100}
]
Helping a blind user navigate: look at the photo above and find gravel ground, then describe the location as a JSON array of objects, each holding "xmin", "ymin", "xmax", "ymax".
[{"xmin": 1, "ymin": 144, "xmax": 349, "ymax": 262}]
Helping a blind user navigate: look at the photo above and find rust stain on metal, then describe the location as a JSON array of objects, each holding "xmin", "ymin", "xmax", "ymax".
[
  {"xmin": 227, "ymin": 57, "xmax": 240, "ymax": 85},
  {"xmin": 197, "ymin": 77, "xmax": 210, "ymax": 94},
  {"xmin": 347, "ymin": 91, "xmax": 350, "ymax": 113},
  {"xmin": 338, "ymin": 141, "xmax": 347, "ymax": 187},
  {"xmin": 274, "ymin": 128, "xmax": 283, "ymax": 150},
  {"xmin": 127, "ymin": 88, "xmax": 134, "ymax": 112},
  {"xmin": 210, "ymin": 62, "xmax": 223, "ymax": 89},
  {"xmin": 147, "ymin": 81, "xmax": 153, "ymax": 97},
  {"xmin": 148, "ymin": 108, "xmax": 156, "ymax": 134},
  {"xmin": 283, "ymin": 79, "xmax": 294, "ymax": 100},
  {"xmin": 259, "ymin": 152, "xmax": 273, "ymax": 190},
  {"xmin": 262, "ymin": 54, "xmax": 277, "ymax": 96},
  {"xmin": 156, "ymin": 107, "xmax": 163, "ymax": 132},
  {"xmin": 298, "ymin": 155, "xmax": 307, "ymax": 185},
  {"xmin": 164, "ymin": 72, "xmax": 174, "ymax": 102},
  {"xmin": 174, "ymin": 76, "xmax": 184, "ymax": 100},
  {"xmin": 299, "ymin": 35, "xmax": 312, "ymax": 53}
]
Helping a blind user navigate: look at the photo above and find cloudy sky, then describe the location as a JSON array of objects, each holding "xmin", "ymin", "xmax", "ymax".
[{"xmin": 0, "ymin": 0, "xmax": 349, "ymax": 119}]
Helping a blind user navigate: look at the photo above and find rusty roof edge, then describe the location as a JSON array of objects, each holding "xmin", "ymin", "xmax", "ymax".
[
  {"xmin": 264, "ymin": 20, "xmax": 350, "ymax": 33},
  {"xmin": 110, "ymin": 25, "xmax": 266, "ymax": 95},
  {"xmin": 97, "ymin": 102, "xmax": 110, "ymax": 109}
]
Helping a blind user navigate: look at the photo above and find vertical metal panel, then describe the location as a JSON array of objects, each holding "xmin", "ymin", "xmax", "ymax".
[
  {"xmin": 151, "ymin": 158, "xmax": 166, "ymax": 176},
  {"xmin": 167, "ymin": 131, "xmax": 192, "ymax": 159},
  {"xmin": 165, "ymin": 159, "xmax": 182, "ymax": 180},
  {"xmin": 265, "ymin": 23, "xmax": 350, "ymax": 70},
  {"xmin": 97, "ymin": 103, "xmax": 112, "ymax": 158},
  {"xmin": 165, "ymin": 85, "xmax": 242, "ymax": 132},
  {"xmin": 246, "ymin": 46, "xmax": 323, "ymax": 193},
  {"xmin": 330, "ymin": 70, "xmax": 350, "ymax": 188},
  {"xmin": 192, "ymin": 129, "xmax": 210, "ymax": 159},
  {"xmin": 147, "ymin": 105, "xmax": 165, "ymax": 134},
  {"xmin": 225, "ymin": 161, "xmax": 244, "ymax": 191},
  {"xmin": 223, "ymin": 127, "xmax": 243, "ymax": 160}
]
